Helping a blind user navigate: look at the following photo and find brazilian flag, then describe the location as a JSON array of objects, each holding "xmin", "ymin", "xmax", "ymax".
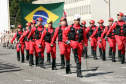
[{"xmin": 19, "ymin": 2, "xmax": 64, "ymax": 28}]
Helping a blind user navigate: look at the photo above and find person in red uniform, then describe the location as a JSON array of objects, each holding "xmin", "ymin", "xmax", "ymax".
[
  {"xmin": 24, "ymin": 23, "xmax": 30, "ymax": 60},
  {"xmin": 101, "ymin": 18, "xmax": 116, "ymax": 62},
  {"xmin": 86, "ymin": 20, "xmax": 98, "ymax": 60},
  {"xmin": 90, "ymin": 19, "xmax": 106, "ymax": 61},
  {"xmin": 11, "ymin": 25, "xmax": 25, "ymax": 63},
  {"xmin": 19, "ymin": 22, "xmax": 37, "ymax": 66},
  {"xmin": 51, "ymin": 17, "xmax": 71, "ymax": 74},
  {"xmin": 39, "ymin": 18, "xmax": 57, "ymax": 70},
  {"xmin": 106, "ymin": 12, "xmax": 126, "ymax": 64},
  {"xmin": 29, "ymin": 20, "xmax": 38, "ymax": 66},
  {"xmin": 27, "ymin": 18, "xmax": 46, "ymax": 68},
  {"xmin": 66, "ymin": 14, "xmax": 87, "ymax": 77},
  {"xmin": 81, "ymin": 21, "xmax": 88, "ymax": 58}
]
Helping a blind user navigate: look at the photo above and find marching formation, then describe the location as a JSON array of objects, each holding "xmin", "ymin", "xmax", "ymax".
[{"xmin": 2, "ymin": 12, "xmax": 126, "ymax": 78}]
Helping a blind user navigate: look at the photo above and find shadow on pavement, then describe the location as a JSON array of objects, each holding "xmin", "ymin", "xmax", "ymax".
[
  {"xmin": 71, "ymin": 67, "xmax": 99, "ymax": 73},
  {"xmin": 82, "ymin": 67, "xmax": 99, "ymax": 72},
  {"xmin": 0, "ymin": 52, "xmax": 12, "ymax": 56},
  {"xmin": 0, "ymin": 62, "xmax": 23, "ymax": 73},
  {"xmin": 84, "ymin": 71, "xmax": 113, "ymax": 77}
]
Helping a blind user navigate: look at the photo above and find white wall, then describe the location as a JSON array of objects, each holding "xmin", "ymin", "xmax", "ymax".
[
  {"xmin": 110, "ymin": 0, "xmax": 126, "ymax": 21},
  {"xmin": 0, "ymin": 0, "xmax": 9, "ymax": 33},
  {"xmin": 91, "ymin": 0, "xmax": 126, "ymax": 26},
  {"xmin": 91, "ymin": 0, "xmax": 108, "ymax": 26}
]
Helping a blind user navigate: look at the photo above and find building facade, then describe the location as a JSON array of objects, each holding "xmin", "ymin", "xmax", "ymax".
[
  {"xmin": 33, "ymin": 0, "xmax": 91, "ymax": 26},
  {"xmin": 33, "ymin": 0, "xmax": 126, "ymax": 26}
]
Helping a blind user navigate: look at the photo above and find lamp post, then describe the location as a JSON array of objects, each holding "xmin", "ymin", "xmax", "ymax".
[{"xmin": 104, "ymin": 0, "xmax": 110, "ymax": 18}]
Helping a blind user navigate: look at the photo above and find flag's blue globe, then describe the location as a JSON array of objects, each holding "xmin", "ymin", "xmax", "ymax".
[{"xmin": 33, "ymin": 11, "xmax": 49, "ymax": 26}]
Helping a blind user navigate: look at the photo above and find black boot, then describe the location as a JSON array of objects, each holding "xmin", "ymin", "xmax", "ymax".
[
  {"xmin": 40, "ymin": 58, "xmax": 46, "ymax": 68},
  {"xmin": 35, "ymin": 57, "xmax": 39, "ymax": 66},
  {"xmin": 85, "ymin": 47, "xmax": 88, "ymax": 58},
  {"xmin": 60, "ymin": 54, "xmax": 65, "ymax": 69},
  {"xmin": 52, "ymin": 58, "xmax": 57, "ymax": 70},
  {"xmin": 77, "ymin": 62, "xmax": 83, "ymax": 78},
  {"xmin": 102, "ymin": 51, "xmax": 106, "ymax": 61},
  {"xmin": 94, "ymin": 50, "xmax": 98, "ymax": 60},
  {"xmin": 32, "ymin": 55, "xmax": 34, "ymax": 65},
  {"xmin": 121, "ymin": 54, "xmax": 125, "ymax": 64},
  {"xmin": 17, "ymin": 52, "xmax": 20, "ymax": 62},
  {"xmin": 29, "ymin": 54, "xmax": 33, "ymax": 66},
  {"xmin": 66, "ymin": 60, "xmax": 71, "ymax": 74},
  {"xmin": 112, "ymin": 52, "xmax": 116, "ymax": 62},
  {"xmin": 118, "ymin": 50, "xmax": 121, "ymax": 61},
  {"xmin": 99, "ymin": 48, "xmax": 102, "ymax": 59},
  {"xmin": 47, "ymin": 53, "xmax": 51, "ymax": 65},
  {"xmin": 26, "ymin": 50, "xmax": 29, "ymax": 60},
  {"xmin": 38, "ymin": 52, "xmax": 41, "ymax": 65},
  {"xmin": 91, "ymin": 46, "xmax": 94, "ymax": 56},
  {"xmin": 21, "ymin": 54, "xmax": 24, "ymax": 63},
  {"xmin": 109, "ymin": 47, "xmax": 112, "ymax": 58},
  {"xmin": 73, "ymin": 49, "xmax": 78, "ymax": 68}
]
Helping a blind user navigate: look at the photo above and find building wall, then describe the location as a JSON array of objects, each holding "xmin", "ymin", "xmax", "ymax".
[
  {"xmin": 32, "ymin": 0, "xmax": 126, "ymax": 27},
  {"xmin": 91, "ymin": 0, "xmax": 126, "ymax": 26},
  {"xmin": 110, "ymin": 0, "xmax": 126, "ymax": 22},
  {"xmin": 0, "ymin": 0, "xmax": 10, "ymax": 33},
  {"xmin": 64, "ymin": 0, "xmax": 91, "ymax": 25},
  {"xmin": 32, "ymin": 0, "xmax": 91, "ymax": 26}
]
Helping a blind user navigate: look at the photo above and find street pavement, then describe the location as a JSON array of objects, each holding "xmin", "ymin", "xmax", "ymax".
[{"xmin": 0, "ymin": 42, "xmax": 126, "ymax": 84}]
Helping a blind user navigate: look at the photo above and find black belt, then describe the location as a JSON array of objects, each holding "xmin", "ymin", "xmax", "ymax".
[
  {"xmin": 31, "ymin": 40, "xmax": 35, "ymax": 42},
  {"xmin": 118, "ymin": 35, "xmax": 124, "ymax": 36}
]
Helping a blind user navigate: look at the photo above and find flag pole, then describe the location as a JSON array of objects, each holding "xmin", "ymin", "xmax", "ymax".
[{"xmin": 7, "ymin": 0, "xmax": 10, "ymax": 31}]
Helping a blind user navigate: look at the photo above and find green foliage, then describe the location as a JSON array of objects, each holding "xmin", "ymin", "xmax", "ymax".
[{"xmin": 9, "ymin": 0, "xmax": 36, "ymax": 28}]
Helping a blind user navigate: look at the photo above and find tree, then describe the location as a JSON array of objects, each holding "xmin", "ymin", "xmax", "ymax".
[{"xmin": 9, "ymin": 0, "xmax": 36, "ymax": 29}]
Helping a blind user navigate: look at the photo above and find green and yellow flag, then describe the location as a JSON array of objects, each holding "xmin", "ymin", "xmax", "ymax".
[{"xmin": 19, "ymin": 2, "xmax": 64, "ymax": 28}]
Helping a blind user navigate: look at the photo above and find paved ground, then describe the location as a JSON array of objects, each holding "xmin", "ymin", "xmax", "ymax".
[{"xmin": 0, "ymin": 42, "xmax": 126, "ymax": 84}]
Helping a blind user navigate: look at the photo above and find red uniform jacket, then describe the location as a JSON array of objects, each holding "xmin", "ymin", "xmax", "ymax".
[
  {"xmin": 27, "ymin": 25, "xmax": 45, "ymax": 40},
  {"xmin": 106, "ymin": 21, "xmax": 126, "ymax": 36},
  {"xmin": 51, "ymin": 25, "xmax": 68, "ymax": 44},
  {"xmin": 11, "ymin": 31, "xmax": 24, "ymax": 44},
  {"xmin": 86, "ymin": 25, "xmax": 98, "ymax": 38},
  {"xmin": 90, "ymin": 25, "xmax": 105, "ymax": 38},
  {"xmin": 101, "ymin": 25, "xmax": 114, "ymax": 39},
  {"xmin": 40, "ymin": 27, "xmax": 55, "ymax": 43},
  {"xmin": 19, "ymin": 29, "xmax": 30, "ymax": 42},
  {"xmin": 66, "ymin": 23, "xmax": 87, "ymax": 46}
]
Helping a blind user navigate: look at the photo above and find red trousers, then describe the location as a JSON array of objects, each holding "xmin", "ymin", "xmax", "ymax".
[
  {"xmin": 29, "ymin": 40, "xmax": 38, "ymax": 57},
  {"xmin": 35, "ymin": 39, "xmax": 45, "ymax": 58},
  {"xmin": 25, "ymin": 41, "xmax": 29, "ymax": 50},
  {"xmin": 115, "ymin": 35, "xmax": 125, "ymax": 54},
  {"xmin": 70, "ymin": 40, "xmax": 83, "ymax": 63},
  {"xmin": 108, "ymin": 37, "xmax": 116, "ymax": 52},
  {"xmin": 98, "ymin": 37, "xmax": 106, "ymax": 51},
  {"xmin": 17, "ymin": 43, "xmax": 25, "ymax": 54},
  {"xmin": 90, "ymin": 38, "xmax": 97, "ymax": 51},
  {"xmin": 45, "ymin": 42, "xmax": 56, "ymax": 58},
  {"xmin": 58, "ymin": 41, "xmax": 71, "ymax": 60}
]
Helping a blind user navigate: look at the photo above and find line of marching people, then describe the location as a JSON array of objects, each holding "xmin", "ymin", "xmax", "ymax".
[{"xmin": 9, "ymin": 12, "xmax": 126, "ymax": 78}]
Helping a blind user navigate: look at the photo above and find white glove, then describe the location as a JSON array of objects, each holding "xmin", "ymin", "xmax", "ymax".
[
  {"xmin": 105, "ymin": 36, "xmax": 108, "ymax": 41},
  {"xmin": 39, "ymin": 44, "xmax": 41, "ymax": 48},
  {"xmin": 65, "ymin": 40, "xmax": 70, "ymax": 45},
  {"xmin": 27, "ymin": 38, "xmax": 29, "ymax": 42},
  {"xmin": 18, "ymin": 43, "xmax": 21, "ymax": 48},
  {"xmin": 99, "ymin": 39, "xmax": 102, "ymax": 42},
  {"xmin": 17, "ymin": 40, "xmax": 19, "ymax": 43},
  {"xmin": 50, "ymin": 44, "xmax": 54, "ymax": 47},
  {"xmin": 89, "ymin": 38, "xmax": 91, "ymax": 41}
]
